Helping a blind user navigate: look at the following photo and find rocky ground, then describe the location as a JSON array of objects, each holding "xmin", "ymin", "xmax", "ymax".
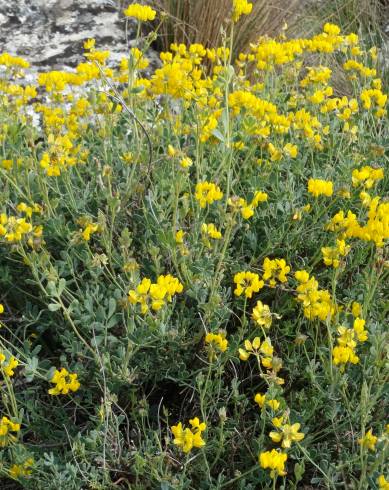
[{"xmin": 0, "ymin": 0, "xmax": 139, "ymax": 70}]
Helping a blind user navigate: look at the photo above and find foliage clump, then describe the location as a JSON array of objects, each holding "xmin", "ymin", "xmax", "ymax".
[{"xmin": 0, "ymin": 2, "xmax": 387, "ymax": 488}]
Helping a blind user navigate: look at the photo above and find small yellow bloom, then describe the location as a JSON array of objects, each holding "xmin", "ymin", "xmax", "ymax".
[
  {"xmin": 205, "ymin": 332, "xmax": 228, "ymax": 356},
  {"xmin": 195, "ymin": 181, "xmax": 223, "ymax": 208},
  {"xmin": 267, "ymin": 399, "xmax": 280, "ymax": 411},
  {"xmin": 123, "ymin": 3, "xmax": 156, "ymax": 21},
  {"xmin": 269, "ymin": 422, "xmax": 305, "ymax": 448},
  {"xmin": 254, "ymin": 393, "xmax": 266, "ymax": 408},
  {"xmin": 167, "ymin": 144, "xmax": 176, "ymax": 157},
  {"xmin": 180, "ymin": 157, "xmax": 192, "ymax": 169},
  {"xmin": 171, "ymin": 418, "xmax": 206, "ymax": 453},
  {"xmin": 0, "ymin": 416, "xmax": 20, "ymax": 447},
  {"xmin": 232, "ymin": 0, "xmax": 253, "ymax": 23},
  {"xmin": 175, "ymin": 230, "xmax": 185, "ymax": 244},
  {"xmin": 48, "ymin": 368, "xmax": 80, "ymax": 395},
  {"xmin": 259, "ymin": 449, "xmax": 287, "ymax": 478},
  {"xmin": 378, "ymin": 475, "xmax": 389, "ymax": 490},
  {"xmin": 234, "ymin": 271, "xmax": 264, "ymax": 298},
  {"xmin": 358, "ymin": 429, "xmax": 377, "ymax": 451},
  {"xmin": 252, "ymin": 300, "xmax": 272, "ymax": 329},
  {"xmin": 308, "ymin": 178, "xmax": 333, "ymax": 197}
]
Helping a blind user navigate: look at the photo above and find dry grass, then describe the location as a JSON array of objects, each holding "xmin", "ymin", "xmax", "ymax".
[{"xmin": 152, "ymin": 0, "xmax": 301, "ymax": 55}]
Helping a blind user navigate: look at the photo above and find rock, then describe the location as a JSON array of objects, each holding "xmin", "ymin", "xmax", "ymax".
[{"xmin": 0, "ymin": 0, "xmax": 156, "ymax": 71}]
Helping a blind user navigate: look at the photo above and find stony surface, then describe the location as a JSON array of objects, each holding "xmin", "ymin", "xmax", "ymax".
[{"xmin": 0, "ymin": 0, "xmax": 141, "ymax": 70}]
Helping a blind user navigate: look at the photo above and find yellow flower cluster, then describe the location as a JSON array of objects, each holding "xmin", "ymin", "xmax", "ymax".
[
  {"xmin": 0, "ymin": 416, "xmax": 20, "ymax": 447},
  {"xmin": 360, "ymin": 88, "xmax": 387, "ymax": 117},
  {"xmin": 171, "ymin": 417, "xmax": 206, "ymax": 453},
  {"xmin": 259, "ymin": 409, "xmax": 305, "ymax": 478},
  {"xmin": 205, "ymin": 332, "xmax": 228, "ymax": 359},
  {"xmin": 358, "ymin": 429, "xmax": 377, "ymax": 451},
  {"xmin": 295, "ymin": 270, "xmax": 335, "ymax": 321},
  {"xmin": 0, "ymin": 205, "xmax": 42, "ymax": 245},
  {"xmin": 39, "ymin": 134, "xmax": 81, "ymax": 177},
  {"xmin": 262, "ymin": 257, "xmax": 290, "ymax": 287},
  {"xmin": 78, "ymin": 219, "xmax": 100, "ymax": 242},
  {"xmin": 327, "ymin": 198, "xmax": 389, "ymax": 247},
  {"xmin": 307, "ymin": 178, "xmax": 333, "ymax": 197},
  {"xmin": 269, "ymin": 417, "xmax": 305, "ymax": 449},
  {"xmin": 240, "ymin": 337, "xmax": 284, "ymax": 385},
  {"xmin": 123, "ymin": 3, "xmax": 156, "ymax": 21},
  {"xmin": 228, "ymin": 191, "xmax": 268, "ymax": 219},
  {"xmin": 0, "ymin": 353, "xmax": 19, "ymax": 377},
  {"xmin": 343, "ymin": 59, "xmax": 376, "ymax": 78},
  {"xmin": 378, "ymin": 475, "xmax": 389, "ymax": 489},
  {"xmin": 201, "ymin": 223, "xmax": 222, "ymax": 240},
  {"xmin": 232, "ymin": 0, "xmax": 253, "ymax": 23},
  {"xmin": 254, "ymin": 393, "xmax": 279, "ymax": 410},
  {"xmin": 195, "ymin": 182, "xmax": 223, "ymax": 208},
  {"xmin": 0, "ymin": 53, "xmax": 29, "ymax": 69},
  {"xmin": 332, "ymin": 317, "xmax": 368, "ymax": 368},
  {"xmin": 352, "ymin": 165, "xmax": 384, "ymax": 188},
  {"xmin": 239, "ymin": 336, "xmax": 273, "ymax": 363},
  {"xmin": 9, "ymin": 458, "xmax": 34, "ymax": 479},
  {"xmin": 233, "ymin": 271, "xmax": 264, "ymax": 298},
  {"xmin": 259, "ymin": 449, "xmax": 288, "ymax": 478},
  {"xmin": 48, "ymin": 368, "xmax": 80, "ymax": 395},
  {"xmin": 252, "ymin": 300, "xmax": 272, "ymax": 329},
  {"xmin": 128, "ymin": 274, "xmax": 183, "ymax": 314},
  {"xmin": 321, "ymin": 239, "xmax": 351, "ymax": 268}
]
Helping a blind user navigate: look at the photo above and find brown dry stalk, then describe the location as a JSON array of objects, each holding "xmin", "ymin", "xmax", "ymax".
[{"xmin": 152, "ymin": 0, "xmax": 301, "ymax": 55}]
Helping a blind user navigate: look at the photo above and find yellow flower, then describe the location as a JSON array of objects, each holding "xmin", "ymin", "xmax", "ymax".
[
  {"xmin": 232, "ymin": 0, "xmax": 253, "ymax": 23},
  {"xmin": 283, "ymin": 143, "xmax": 298, "ymax": 158},
  {"xmin": 0, "ymin": 304, "xmax": 3, "ymax": 314},
  {"xmin": 180, "ymin": 157, "xmax": 192, "ymax": 169},
  {"xmin": 259, "ymin": 449, "xmax": 287, "ymax": 478},
  {"xmin": 252, "ymin": 300, "xmax": 272, "ymax": 328},
  {"xmin": 205, "ymin": 332, "xmax": 228, "ymax": 357},
  {"xmin": 9, "ymin": 458, "xmax": 34, "ymax": 479},
  {"xmin": 308, "ymin": 178, "xmax": 333, "ymax": 197},
  {"xmin": 332, "ymin": 345, "xmax": 359, "ymax": 367},
  {"xmin": 81, "ymin": 223, "xmax": 99, "ymax": 241},
  {"xmin": 321, "ymin": 239, "xmax": 350, "ymax": 268},
  {"xmin": 0, "ymin": 416, "xmax": 20, "ymax": 447},
  {"xmin": 83, "ymin": 38, "xmax": 95, "ymax": 51},
  {"xmin": 352, "ymin": 165, "xmax": 384, "ymax": 189},
  {"xmin": 353, "ymin": 317, "xmax": 368, "ymax": 342},
  {"xmin": 2, "ymin": 356, "xmax": 18, "ymax": 377},
  {"xmin": 167, "ymin": 144, "xmax": 176, "ymax": 157},
  {"xmin": 123, "ymin": 4, "xmax": 156, "ymax": 21},
  {"xmin": 128, "ymin": 274, "xmax": 183, "ymax": 314},
  {"xmin": 234, "ymin": 271, "xmax": 264, "ymax": 298},
  {"xmin": 262, "ymin": 257, "xmax": 290, "ymax": 286},
  {"xmin": 175, "ymin": 230, "xmax": 185, "ymax": 244},
  {"xmin": 351, "ymin": 301, "xmax": 362, "ymax": 317},
  {"xmin": 267, "ymin": 399, "xmax": 280, "ymax": 411},
  {"xmin": 269, "ymin": 422, "xmax": 305, "ymax": 448},
  {"xmin": 378, "ymin": 475, "xmax": 389, "ymax": 490},
  {"xmin": 195, "ymin": 182, "xmax": 223, "ymax": 208},
  {"xmin": 254, "ymin": 393, "xmax": 266, "ymax": 407},
  {"xmin": 171, "ymin": 418, "xmax": 206, "ymax": 453},
  {"xmin": 202, "ymin": 223, "xmax": 222, "ymax": 240},
  {"xmin": 239, "ymin": 336, "xmax": 273, "ymax": 361},
  {"xmin": 48, "ymin": 368, "xmax": 80, "ymax": 395},
  {"xmin": 358, "ymin": 429, "xmax": 377, "ymax": 451}
]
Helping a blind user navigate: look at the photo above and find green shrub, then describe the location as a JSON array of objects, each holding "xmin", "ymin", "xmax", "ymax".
[{"xmin": 0, "ymin": 3, "xmax": 388, "ymax": 488}]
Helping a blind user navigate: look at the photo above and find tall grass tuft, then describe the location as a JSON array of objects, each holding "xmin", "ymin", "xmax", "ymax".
[{"xmin": 154, "ymin": 0, "xmax": 300, "ymax": 55}]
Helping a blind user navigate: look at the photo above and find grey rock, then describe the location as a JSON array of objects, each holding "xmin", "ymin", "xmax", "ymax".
[{"xmin": 0, "ymin": 0, "xmax": 157, "ymax": 71}]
